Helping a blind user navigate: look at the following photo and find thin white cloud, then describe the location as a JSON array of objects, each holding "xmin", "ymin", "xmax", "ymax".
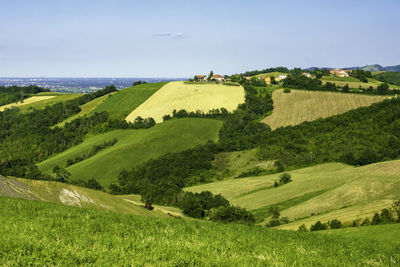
[{"xmin": 155, "ymin": 32, "xmax": 185, "ymax": 39}]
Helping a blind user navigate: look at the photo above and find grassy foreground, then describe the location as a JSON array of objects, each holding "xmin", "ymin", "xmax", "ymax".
[
  {"xmin": 0, "ymin": 196, "xmax": 398, "ymax": 266},
  {"xmin": 262, "ymin": 89, "xmax": 387, "ymax": 129},
  {"xmin": 38, "ymin": 118, "xmax": 222, "ymax": 187}
]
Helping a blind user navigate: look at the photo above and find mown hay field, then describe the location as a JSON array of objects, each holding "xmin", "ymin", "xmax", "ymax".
[
  {"xmin": 1, "ymin": 196, "xmax": 398, "ymax": 265},
  {"xmin": 38, "ymin": 118, "xmax": 222, "ymax": 187},
  {"xmin": 186, "ymin": 160, "xmax": 400, "ymax": 228},
  {"xmin": 262, "ymin": 89, "xmax": 388, "ymax": 130},
  {"xmin": 126, "ymin": 81, "xmax": 245, "ymax": 123}
]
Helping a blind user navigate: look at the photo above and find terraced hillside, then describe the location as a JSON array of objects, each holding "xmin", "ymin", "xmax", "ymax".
[
  {"xmin": 0, "ymin": 174, "xmax": 167, "ymax": 217},
  {"xmin": 38, "ymin": 118, "xmax": 222, "ymax": 187},
  {"xmin": 186, "ymin": 160, "xmax": 400, "ymax": 228},
  {"xmin": 126, "ymin": 81, "xmax": 245, "ymax": 123},
  {"xmin": 90, "ymin": 82, "xmax": 166, "ymax": 119},
  {"xmin": 262, "ymin": 89, "xmax": 387, "ymax": 130},
  {"xmin": 1, "ymin": 196, "xmax": 398, "ymax": 265}
]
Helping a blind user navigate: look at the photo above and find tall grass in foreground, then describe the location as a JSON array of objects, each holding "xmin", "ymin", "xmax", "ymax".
[{"xmin": 0, "ymin": 197, "xmax": 398, "ymax": 266}]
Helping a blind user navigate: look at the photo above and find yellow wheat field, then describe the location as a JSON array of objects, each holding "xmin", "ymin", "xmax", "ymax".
[
  {"xmin": 262, "ymin": 89, "xmax": 388, "ymax": 130},
  {"xmin": 126, "ymin": 81, "xmax": 245, "ymax": 123},
  {"xmin": 0, "ymin": 96, "xmax": 56, "ymax": 111}
]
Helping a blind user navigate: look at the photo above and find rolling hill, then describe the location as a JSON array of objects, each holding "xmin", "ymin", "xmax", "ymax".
[
  {"xmin": 125, "ymin": 81, "xmax": 245, "ymax": 123},
  {"xmin": 186, "ymin": 160, "xmax": 400, "ymax": 228},
  {"xmin": 0, "ymin": 196, "xmax": 398, "ymax": 265},
  {"xmin": 0, "ymin": 174, "xmax": 168, "ymax": 217},
  {"xmin": 38, "ymin": 118, "xmax": 223, "ymax": 187},
  {"xmin": 89, "ymin": 82, "xmax": 167, "ymax": 120},
  {"xmin": 262, "ymin": 89, "xmax": 387, "ymax": 130}
]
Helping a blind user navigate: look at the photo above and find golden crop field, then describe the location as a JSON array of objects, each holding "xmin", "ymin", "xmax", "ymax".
[
  {"xmin": 125, "ymin": 81, "xmax": 245, "ymax": 123},
  {"xmin": 262, "ymin": 89, "xmax": 388, "ymax": 130},
  {"xmin": 0, "ymin": 96, "xmax": 56, "ymax": 111}
]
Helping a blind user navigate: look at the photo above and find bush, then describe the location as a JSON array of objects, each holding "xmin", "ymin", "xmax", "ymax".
[
  {"xmin": 209, "ymin": 206, "xmax": 255, "ymax": 224},
  {"xmin": 328, "ymin": 219, "xmax": 342, "ymax": 229},
  {"xmin": 279, "ymin": 173, "xmax": 292, "ymax": 184},
  {"xmin": 310, "ymin": 221, "xmax": 328, "ymax": 231},
  {"xmin": 298, "ymin": 224, "xmax": 308, "ymax": 231},
  {"xmin": 283, "ymin": 88, "xmax": 291, "ymax": 93},
  {"xmin": 179, "ymin": 191, "xmax": 229, "ymax": 218}
]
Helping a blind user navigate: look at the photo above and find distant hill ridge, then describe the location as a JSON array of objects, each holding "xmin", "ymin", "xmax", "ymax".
[{"xmin": 305, "ymin": 64, "xmax": 400, "ymax": 72}]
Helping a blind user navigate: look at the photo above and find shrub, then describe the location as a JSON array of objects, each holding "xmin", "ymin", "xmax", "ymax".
[
  {"xmin": 328, "ymin": 219, "xmax": 342, "ymax": 229},
  {"xmin": 283, "ymin": 88, "xmax": 291, "ymax": 93},
  {"xmin": 298, "ymin": 224, "xmax": 308, "ymax": 231},
  {"xmin": 208, "ymin": 206, "xmax": 255, "ymax": 224},
  {"xmin": 279, "ymin": 173, "xmax": 292, "ymax": 184},
  {"xmin": 310, "ymin": 221, "xmax": 328, "ymax": 231}
]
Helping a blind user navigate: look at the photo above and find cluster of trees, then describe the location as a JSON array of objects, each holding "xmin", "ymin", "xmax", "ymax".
[
  {"xmin": 300, "ymin": 200, "xmax": 400, "ymax": 231},
  {"xmin": 162, "ymin": 108, "xmax": 230, "ymax": 121},
  {"xmin": 283, "ymin": 73, "xmax": 396, "ymax": 95},
  {"xmin": 177, "ymin": 191, "xmax": 255, "ymax": 223},
  {"xmin": 179, "ymin": 191, "xmax": 229, "ymax": 218},
  {"xmin": 259, "ymin": 98, "xmax": 400, "ymax": 169},
  {"xmin": 0, "ymin": 85, "xmax": 50, "ymax": 106},
  {"xmin": 132, "ymin": 80, "xmax": 147, "ymax": 86},
  {"xmin": 243, "ymin": 67, "xmax": 290, "ymax": 77},
  {"xmin": 349, "ymin": 69, "xmax": 372, "ymax": 82},
  {"xmin": 66, "ymin": 138, "xmax": 118, "ymax": 167}
]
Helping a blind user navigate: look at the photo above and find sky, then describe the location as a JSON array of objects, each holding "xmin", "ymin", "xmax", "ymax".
[{"xmin": 1, "ymin": 0, "xmax": 399, "ymax": 77}]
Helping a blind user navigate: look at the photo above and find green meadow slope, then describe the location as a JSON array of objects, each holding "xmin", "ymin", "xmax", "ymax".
[
  {"xmin": 90, "ymin": 82, "xmax": 167, "ymax": 119},
  {"xmin": 0, "ymin": 174, "xmax": 168, "ymax": 217},
  {"xmin": 1, "ymin": 196, "xmax": 398, "ymax": 266},
  {"xmin": 38, "ymin": 118, "xmax": 222, "ymax": 187},
  {"xmin": 187, "ymin": 160, "xmax": 400, "ymax": 228},
  {"xmin": 55, "ymin": 91, "xmax": 117, "ymax": 127}
]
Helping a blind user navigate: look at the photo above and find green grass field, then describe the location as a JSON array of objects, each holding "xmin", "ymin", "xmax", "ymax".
[
  {"xmin": 90, "ymin": 82, "xmax": 166, "ymax": 120},
  {"xmin": 262, "ymin": 89, "xmax": 387, "ymax": 130},
  {"xmin": 38, "ymin": 118, "xmax": 222, "ymax": 187},
  {"xmin": 1, "ymin": 196, "xmax": 398, "ymax": 266},
  {"xmin": 126, "ymin": 81, "xmax": 245, "ymax": 123},
  {"xmin": 55, "ymin": 92, "xmax": 117, "ymax": 127},
  {"xmin": 187, "ymin": 160, "xmax": 400, "ymax": 228}
]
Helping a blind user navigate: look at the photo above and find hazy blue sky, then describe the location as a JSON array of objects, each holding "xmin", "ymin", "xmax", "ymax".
[{"xmin": 1, "ymin": 0, "xmax": 399, "ymax": 77}]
